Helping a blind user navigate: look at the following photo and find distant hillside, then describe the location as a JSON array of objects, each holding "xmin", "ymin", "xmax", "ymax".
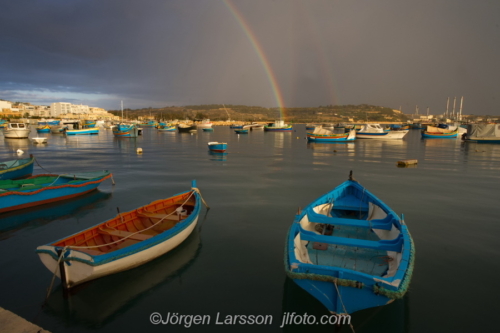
[{"xmin": 109, "ymin": 104, "xmax": 408, "ymax": 123}]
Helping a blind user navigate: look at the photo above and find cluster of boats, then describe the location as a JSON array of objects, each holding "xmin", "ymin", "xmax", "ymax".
[{"xmin": 0, "ymin": 154, "xmax": 414, "ymax": 317}]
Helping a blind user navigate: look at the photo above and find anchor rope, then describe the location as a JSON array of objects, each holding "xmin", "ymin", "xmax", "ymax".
[{"xmin": 333, "ymin": 280, "xmax": 356, "ymax": 333}]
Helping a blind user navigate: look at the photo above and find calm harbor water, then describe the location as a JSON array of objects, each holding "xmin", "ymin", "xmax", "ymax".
[{"xmin": 1, "ymin": 125, "xmax": 500, "ymax": 332}]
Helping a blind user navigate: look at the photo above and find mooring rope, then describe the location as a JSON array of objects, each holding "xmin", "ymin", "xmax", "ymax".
[
  {"xmin": 333, "ymin": 280, "xmax": 356, "ymax": 333},
  {"xmin": 34, "ymin": 157, "xmax": 53, "ymax": 174},
  {"xmin": 45, "ymin": 246, "xmax": 68, "ymax": 301},
  {"xmin": 65, "ymin": 188, "xmax": 204, "ymax": 250}
]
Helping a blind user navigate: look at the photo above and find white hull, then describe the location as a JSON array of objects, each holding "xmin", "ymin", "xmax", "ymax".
[
  {"xmin": 32, "ymin": 137, "xmax": 47, "ymax": 144},
  {"xmin": 357, "ymin": 130, "xmax": 408, "ymax": 139},
  {"xmin": 37, "ymin": 216, "xmax": 198, "ymax": 288},
  {"xmin": 4, "ymin": 129, "xmax": 30, "ymax": 139},
  {"xmin": 197, "ymin": 123, "xmax": 213, "ymax": 129}
]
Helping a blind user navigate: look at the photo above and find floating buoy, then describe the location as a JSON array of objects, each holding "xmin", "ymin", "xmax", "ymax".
[
  {"xmin": 16, "ymin": 149, "xmax": 23, "ymax": 155},
  {"xmin": 137, "ymin": 148, "xmax": 143, "ymax": 154}
]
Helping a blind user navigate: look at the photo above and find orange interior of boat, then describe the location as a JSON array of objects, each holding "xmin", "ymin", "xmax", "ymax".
[{"xmin": 53, "ymin": 192, "xmax": 196, "ymax": 256}]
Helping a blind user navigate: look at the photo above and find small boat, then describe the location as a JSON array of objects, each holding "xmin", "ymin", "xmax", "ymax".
[
  {"xmin": 84, "ymin": 120, "xmax": 96, "ymax": 128},
  {"xmin": 36, "ymin": 180, "xmax": 202, "ymax": 289},
  {"xmin": 48, "ymin": 120, "xmax": 60, "ymax": 126},
  {"xmin": 50, "ymin": 125, "xmax": 67, "ymax": 134},
  {"xmin": 464, "ymin": 124, "xmax": 500, "ymax": 143},
  {"xmin": 0, "ymin": 170, "xmax": 112, "ymax": 213},
  {"xmin": 157, "ymin": 125, "xmax": 177, "ymax": 132},
  {"xmin": 65, "ymin": 127, "xmax": 99, "ymax": 135},
  {"xmin": 208, "ymin": 142, "xmax": 227, "ymax": 152},
  {"xmin": 3, "ymin": 123, "xmax": 31, "ymax": 139},
  {"xmin": 242, "ymin": 122, "xmax": 264, "ymax": 130},
  {"xmin": 234, "ymin": 129, "xmax": 249, "ymax": 134},
  {"xmin": 202, "ymin": 128, "xmax": 214, "ymax": 132},
  {"xmin": 285, "ymin": 172, "xmax": 414, "ymax": 314},
  {"xmin": 32, "ymin": 137, "xmax": 48, "ymax": 144},
  {"xmin": 356, "ymin": 124, "xmax": 408, "ymax": 139},
  {"xmin": 264, "ymin": 120, "xmax": 293, "ymax": 132},
  {"xmin": 229, "ymin": 124, "xmax": 243, "ymax": 129},
  {"xmin": 113, "ymin": 123, "xmax": 139, "ymax": 138},
  {"xmin": 139, "ymin": 121, "xmax": 157, "ymax": 128},
  {"xmin": 196, "ymin": 119, "xmax": 213, "ymax": 129},
  {"xmin": 178, "ymin": 123, "xmax": 196, "ymax": 133},
  {"xmin": 307, "ymin": 127, "xmax": 356, "ymax": 142},
  {"xmin": 36, "ymin": 125, "xmax": 51, "ymax": 133},
  {"xmin": 421, "ymin": 126, "xmax": 458, "ymax": 139},
  {"xmin": 0, "ymin": 155, "xmax": 35, "ymax": 180}
]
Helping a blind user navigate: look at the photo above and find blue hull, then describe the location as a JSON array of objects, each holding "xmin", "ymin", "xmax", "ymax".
[
  {"xmin": 36, "ymin": 128, "xmax": 51, "ymax": 133},
  {"xmin": 421, "ymin": 132, "xmax": 458, "ymax": 139},
  {"xmin": 113, "ymin": 125, "xmax": 139, "ymax": 137},
  {"xmin": 0, "ymin": 156, "xmax": 35, "ymax": 180},
  {"xmin": 285, "ymin": 176, "xmax": 414, "ymax": 314},
  {"xmin": 0, "ymin": 171, "xmax": 111, "ymax": 213},
  {"xmin": 208, "ymin": 143, "xmax": 227, "ymax": 152},
  {"xmin": 66, "ymin": 129, "xmax": 99, "ymax": 135}
]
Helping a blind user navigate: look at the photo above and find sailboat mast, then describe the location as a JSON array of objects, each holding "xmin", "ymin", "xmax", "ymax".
[
  {"xmin": 459, "ymin": 96, "xmax": 463, "ymax": 121},
  {"xmin": 452, "ymin": 97, "xmax": 456, "ymax": 120},
  {"xmin": 121, "ymin": 100, "xmax": 123, "ymax": 122},
  {"xmin": 446, "ymin": 97, "xmax": 449, "ymax": 118}
]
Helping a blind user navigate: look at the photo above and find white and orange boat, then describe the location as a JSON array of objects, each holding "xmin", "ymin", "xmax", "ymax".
[{"xmin": 37, "ymin": 180, "xmax": 204, "ymax": 289}]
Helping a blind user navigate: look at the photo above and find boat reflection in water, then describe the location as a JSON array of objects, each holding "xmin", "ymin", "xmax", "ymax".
[
  {"xmin": 208, "ymin": 151, "xmax": 227, "ymax": 161},
  {"xmin": 0, "ymin": 190, "xmax": 112, "ymax": 237},
  {"xmin": 44, "ymin": 229, "xmax": 201, "ymax": 328},
  {"xmin": 281, "ymin": 277, "xmax": 409, "ymax": 333}
]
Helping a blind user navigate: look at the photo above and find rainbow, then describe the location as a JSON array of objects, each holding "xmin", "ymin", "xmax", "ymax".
[{"xmin": 223, "ymin": 0, "xmax": 286, "ymax": 119}]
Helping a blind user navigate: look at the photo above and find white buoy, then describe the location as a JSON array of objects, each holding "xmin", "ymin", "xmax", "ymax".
[
  {"xmin": 137, "ymin": 148, "xmax": 143, "ymax": 154},
  {"xmin": 16, "ymin": 149, "xmax": 24, "ymax": 155}
]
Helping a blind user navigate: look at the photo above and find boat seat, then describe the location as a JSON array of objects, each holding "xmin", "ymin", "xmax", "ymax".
[
  {"xmin": 299, "ymin": 227, "xmax": 404, "ymax": 252},
  {"xmin": 306, "ymin": 207, "xmax": 393, "ymax": 230},
  {"xmin": 98, "ymin": 228, "xmax": 152, "ymax": 241},
  {"xmin": 137, "ymin": 212, "xmax": 183, "ymax": 221}
]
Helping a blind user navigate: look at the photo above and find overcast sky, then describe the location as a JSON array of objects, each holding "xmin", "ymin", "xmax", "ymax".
[{"xmin": 1, "ymin": 0, "xmax": 499, "ymax": 115}]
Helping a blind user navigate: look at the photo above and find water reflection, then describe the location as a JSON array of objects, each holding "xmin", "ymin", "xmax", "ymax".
[
  {"xmin": 281, "ymin": 277, "xmax": 409, "ymax": 333},
  {"xmin": 44, "ymin": 229, "xmax": 201, "ymax": 328},
  {"xmin": 4, "ymin": 138, "xmax": 30, "ymax": 150},
  {"xmin": 0, "ymin": 190, "xmax": 112, "ymax": 237},
  {"xmin": 114, "ymin": 137, "xmax": 139, "ymax": 152},
  {"xmin": 208, "ymin": 151, "xmax": 228, "ymax": 161}
]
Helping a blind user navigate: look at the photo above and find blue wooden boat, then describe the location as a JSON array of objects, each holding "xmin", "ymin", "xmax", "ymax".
[
  {"xmin": 285, "ymin": 172, "xmax": 414, "ymax": 315},
  {"xmin": 0, "ymin": 155, "xmax": 35, "ymax": 180},
  {"xmin": 65, "ymin": 127, "xmax": 99, "ymax": 135},
  {"xmin": 208, "ymin": 142, "xmax": 227, "ymax": 152},
  {"xmin": 84, "ymin": 120, "xmax": 97, "ymax": 128},
  {"xmin": 139, "ymin": 121, "xmax": 157, "ymax": 128},
  {"xmin": 421, "ymin": 127, "xmax": 458, "ymax": 139},
  {"xmin": 202, "ymin": 128, "xmax": 214, "ymax": 132},
  {"xmin": 234, "ymin": 129, "xmax": 249, "ymax": 134},
  {"xmin": 113, "ymin": 123, "xmax": 139, "ymax": 137},
  {"xmin": 229, "ymin": 124, "xmax": 243, "ymax": 129},
  {"xmin": 307, "ymin": 128, "xmax": 356, "ymax": 142},
  {"xmin": 264, "ymin": 120, "xmax": 293, "ymax": 132},
  {"xmin": 157, "ymin": 125, "xmax": 176, "ymax": 132},
  {"xmin": 36, "ymin": 125, "xmax": 51, "ymax": 133},
  {"xmin": 0, "ymin": 171, "xmax": 112, "ymax": 213},
  {"xmin": 48, "ymin": 120, "xmax": 60, "ymax": 126},
  {"xmin": 36, "ymin": 180, "xmax": 202, "ymax": 289}
]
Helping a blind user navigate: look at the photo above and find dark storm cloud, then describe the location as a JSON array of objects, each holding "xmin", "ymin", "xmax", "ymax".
[{"xmin": 1, "ymin": 0, "xmax": 499, "ymax": 114}]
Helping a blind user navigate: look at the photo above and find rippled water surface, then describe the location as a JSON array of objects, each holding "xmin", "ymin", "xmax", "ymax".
[{"xmin": 1, "ymin": 126, "xmax": 499, "ymax": 332}]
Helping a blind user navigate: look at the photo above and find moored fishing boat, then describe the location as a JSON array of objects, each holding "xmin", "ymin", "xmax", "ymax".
[
  {"xmin": 178, "ymin": 123, "xmax": 196, "ymax": 132},
  {"xmin": 421, "ymin": 126, "xmax": 458, "ymax": 139},
  {"xmin": 285, "ymin": 172, "xmax": 414, "ymax": 314},
  {"xmin": 464, "ymin": 124, "xmax": 500, "ymax": 143},
  {"xmin": 157, "ymin": 124, "xmax": 176, "ymax": 132},
  {"xmin": 264, "ymin": 120, "xmax": 293, "ymax": 132},
  {"xmin": 3, "ymin": 123, "xmax": 31, "ymax": 139},
  {"xmin": 36, "ymin": 180, "xmax": 203, "ymax": 289},
  {"xmin": 50, "ymin": 125, "xmax": 67, "ymax": 134},
  {"xmin": 307, "ymin": 127, "xmax": 356, "ymax": 142},
  {"xmin": 357, "ymin": 124, "xmax": 408, "ymax": 139},
  {"xmin": 65, "ymin": 127, "xmax": 99, "ymax": 135},
  {"xmin": 196, "ymin": 119, "xmax": 213, "ymax": 129},
  {"xmin": 36, "ymin": 125, "xmax": 51, "ymax": 133},
  {"xmin": 229, "ymin": 124, "xmax": 243, "ymax": 129},
  {"xmin": 32, "ymin": 137, "xmax": 48, "ymax": 144},
  {"xmin": 0, "ymin": 154, "xmax": 35, "ymax": 180},
  {"xmin": 139, "ymin": 121, "xmax": 157, "ymax": 128},
  {"xmin": 84, "ymin": 120, "xmax": 96, "ymax": 128},
  {"xmin": 208, "ymin": 142, "xmax": 227, "ymax": 152},
  {"xmin": 112, "ymin": 123, "xmax": 139, "ymax": 137},
  {"xmin": 0, "ymin": 170, "xmax": 112, "ymax": 213},
  {"xmin": 234, "ymin": 128, "xmax": 249, "ymax": 134},
  {"xmin": 202, "ymin": 127, "xmax": 214, "ymax": 132}
]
